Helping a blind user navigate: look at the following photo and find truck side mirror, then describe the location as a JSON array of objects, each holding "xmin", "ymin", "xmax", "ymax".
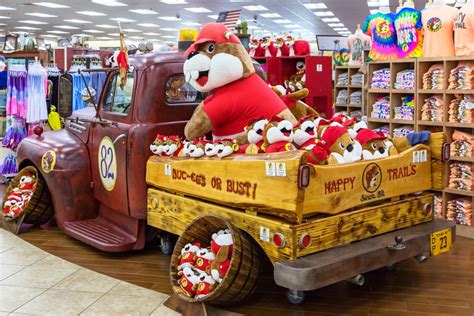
[{"xmin": 58, "ymin": 75, "xmax": 73, "ymax": 118}]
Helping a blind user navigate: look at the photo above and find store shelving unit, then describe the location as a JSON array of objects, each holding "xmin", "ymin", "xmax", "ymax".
[
  {"xmin": 366, "ymin": 59, "xmax": 417, "ymax": 137},
  {"xmin": 334, "ymin": 65, "xmax": 364, "ymax": 118}
]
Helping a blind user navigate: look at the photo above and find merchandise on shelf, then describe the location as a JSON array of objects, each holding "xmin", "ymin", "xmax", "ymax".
[
  {"xmin": 336, "ymin": 89, "xmax": 348, "ymax": 105},
  {"xmin": 393, "ymin": 95, "xmax": 415, "ymax": 120},
  {"xmin": 370, "ymin": 68, "xmax": 391, "ymax": 89},
  {"xmin": 449, "ymin": 161, "xmax": 472, "ymax": 191},
  {"xmin": 394, "ymin": 7, "xmax": 423, "ymax": 58},
  {"xmin": 421, "ymin": 95, "xmax": 444, "ymax": 122},
  {"xmin": 371, "ymin": 96, "xmax": 390, "ymax": 119},
  {"xmin": 447, "ymin": 198, "xmax": 472, "ymax": 226},
  {"xmin": 393, "ymin": 126, "xmax": 414, "ymax": 138},
  {"xmin": 349, "ymin": 91, "xmax": 362, "ymax": 105},
  {"xmin": 373, "ymin": 125, "xmax": 390, "ymax": 137},
  {"xmin": 422, "ymin": 64, "xmax": 445, "ymax": 89},
  {"xmin": 337, "ymin": 72, "xmax": 349, "ymax": 86},
  {"xmin": 347, "ymin": 26, "xmax": 371, "ymax": 66},
  {"xmin": 349, "ymin": 110, "xmax": 362, "ymax": 120},
  {"xmin": 422, "ymin": 4, "xmax": 459, "ymax": 58},
  {"xmin": 448, "ymin": 95, "xmax": 474, "ymax": 123},
  {"xmin": 454, "ymin": 2, "xmax": 474, "ymax": 57},
  {"xmin": 394, "ymin": 69, "xmax": 415, "ymax": 90},
  {"xmin": 448, "ymin": 62, "xmax": 474, "ymax": 90},
  {"xmin": 350, "ymin": 72, "xmax": 364, "ymax": 86},
  {"xmin": 450, "ymin": 130, "xmax": 473, "ymax": 158},
  {"xmin": 362, "ymin": 12, "xmax": 398, "ymax": 61},
  {"xmin": 434, "ymin": 194, "xmax": 443, "ymax": 218}
]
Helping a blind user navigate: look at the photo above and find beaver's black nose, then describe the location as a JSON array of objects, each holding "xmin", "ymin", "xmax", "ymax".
[
  {"xmin": 187, "ymin": 51, "xmax": 199, "ymax": 60},
  {"xmin": 378, "ymin": 147, "xmax": 385, "ymax": 154},
  {"xmin": 347, "ymin": 144, "xmax": 354, "ymax": 152}
]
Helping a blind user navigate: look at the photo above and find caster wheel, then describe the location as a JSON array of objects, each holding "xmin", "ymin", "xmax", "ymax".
[
  {"xmin": 287, "ymin": 289, "xmax": 305, "ymax": 305},
  {"xmin": 385, "ymin": 263, "xmax": 398, "ymax": 271},
  {"xmin": 160, "ymin": 236, "xmax": 174, "ymax": 255}
]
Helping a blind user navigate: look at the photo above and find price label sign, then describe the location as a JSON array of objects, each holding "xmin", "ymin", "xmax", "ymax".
[{"xmin": 430, "ymin": 228, "xmax": 452, "ymax": 256}]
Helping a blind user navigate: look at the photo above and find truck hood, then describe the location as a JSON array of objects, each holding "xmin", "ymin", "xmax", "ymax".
[{"xmin": 66, "ymin": 107, "xmax": 96, "ymax": 144}]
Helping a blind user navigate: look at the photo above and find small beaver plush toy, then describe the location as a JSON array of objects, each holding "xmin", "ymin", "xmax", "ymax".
[
  {"xmin": 238, "ymin": 117, "xmax": 268, "ymax": 154},
  {"xmin": 263, "ymin": 116, "xmax": 297, "ymax": 153},
  {"xmin": 355, "ymin": 128, "xmax": 398, "ymax": 160},
  {"xmin": 319, "ymin": 125, "xmax": 362, "ymax": 164}
]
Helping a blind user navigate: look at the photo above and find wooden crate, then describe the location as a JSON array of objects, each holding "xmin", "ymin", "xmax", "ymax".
[{"xmin": 146, "ymin": 144, "xmax": 432, "ymax": 224}]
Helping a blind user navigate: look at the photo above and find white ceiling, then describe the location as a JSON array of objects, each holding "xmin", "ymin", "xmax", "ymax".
[{"xmin": 0, "ymin": 0, "xmax": 428, "ymax": 43}]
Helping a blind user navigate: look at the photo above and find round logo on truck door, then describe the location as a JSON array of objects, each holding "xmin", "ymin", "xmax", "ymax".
[{"xmin": 98, "ymin": 136, "xmax": 117, "ymax": 192}]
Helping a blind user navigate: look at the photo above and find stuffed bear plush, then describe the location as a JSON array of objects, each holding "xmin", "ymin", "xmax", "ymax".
[
  {"xmin": 272, "ymin": 86, "xmax": 319, "ymax": 120},
  {"xmin": 150, "ymin": 134, "xmax": 167, "ymax": 156},
  {"xmin": 215, "ymin": 139, "xmax": 240, "ymax": 158},
  {"xmin": 286, "ymin": 35, "xmax": 296, "ymax": 57},
  {"xmin": 260, "ymin": 37, "xmax": 276, "ymax": 57},
  {"xmin": 238, "ymin": 117, "xmax": 268, "ymax": 154},
  {"xmin": 188, "ymin": 139, "xmax": 208, "ymax": 158},
  {"xmin": 164, "ymin": 136, "xmax": 185, "ymax": 157},
  {"xmin": 205, "ymin": 141, "xmax": 218, "ymax": 157},
  {"xmin": 355, "ymin": 128, "xmax": 398, "ymax": 160},
  {"xmin": 248, "ymin": 38, "xmax": 263, "ymax": 58},
  {"xmin": 263, "ymin": 116, "xmax": 297, "ymax": 153},
  {"xmin": 194, "ymin": 248, "xmax": 215, "ymax": 274},
  {"xmin": 177, "ymin": 266, "xmax": 200, "ymax": 297},
  {"xmin": 183, "ymin": 23, "xmax": 296, "ymax": 142},
  {"xmin": 319, "ymin": 125, "xmax": 362, "ymax": 164},
  {"xmin": 274, "ymin": 37, "xmax": 289, "ymax": 57},
  {"xmin": 195, "ymin": 271, "xmax": 216, "ymax": 298},
  {"xmin": 178, "ymin": 242, "xmax": 201, "ymax": 270}
]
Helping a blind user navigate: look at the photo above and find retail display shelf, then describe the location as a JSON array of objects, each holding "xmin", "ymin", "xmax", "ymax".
[
  {"xmin": 418, "ymin": 120, "xmax": 443, "ymax": 126},
  {"xmin": 444, "ymin": 188, "xmax": 474, "ymax": 198},
  {"xmin": 449, "ymin": 156, "xmax": 474, "ymax": 163}
]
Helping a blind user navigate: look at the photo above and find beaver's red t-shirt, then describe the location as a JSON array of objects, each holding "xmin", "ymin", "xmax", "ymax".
[{"xmin": 203, "ymin": 74, "xmax": 287, "ymax": 137}]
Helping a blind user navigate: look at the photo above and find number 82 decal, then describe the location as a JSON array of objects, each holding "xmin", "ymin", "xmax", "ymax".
[{"xmin": 98, "ymin": 136, "xmax": 117, "ymax": 191}]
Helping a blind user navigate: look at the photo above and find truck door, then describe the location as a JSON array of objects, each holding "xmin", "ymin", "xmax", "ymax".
[{"xmin": 89, "ymin": 71, "xmax": 135, "ymax": 216}]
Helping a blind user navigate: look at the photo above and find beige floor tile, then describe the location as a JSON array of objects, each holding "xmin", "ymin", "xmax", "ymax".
[
  {"xmin": 108, "ymin": 281, "xmax": 169, "ymax": 299},
  {"xmin": 0, "ymin": 312, "xmax": 7, "ymax": 316},
  {"xmin": 33, "ymin": 255, "xmax": 80, "ymax": 271},
  {"xmin": 80, "ymin": 293, "xmax": 166, "ymax": 316},
  {"xmin": 206, "ymin": 306, "xmax": 243, "ymax": 316},
  {"xmin": 15, "ymin": 289, "xmax": 103, "ymax": 316},
  {"xmin": 0, "ymin": 264, "xmax": 24, "ymax": 281},
  {"xmin": 151, "ymin": 304, "xmax": 181, "ymax": 316},
  {"xmin": 0, "ymin": 231, "xmax": 24, "ymax": 253},
  {"xmin": 0, "ymin": 265, "xmax": 78, "ymax": 289},
  {"xmin": 0, "ymin": 285, "xmax": 45, "ymax": 312},
  {"xmin": 53, "ymin": 268, "xmax": 120, "ymax": 293},
  {"xmin": 0, "ymin": 244, "xmax": 48, "ymax": 266}
]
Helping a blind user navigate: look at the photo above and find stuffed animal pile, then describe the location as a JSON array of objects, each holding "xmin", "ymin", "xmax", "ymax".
[
  {"xmin": 247, "ymin": 35, "xmax": 310, "ymax": 58},
  {"xmin": 2, "ymin": 173, "xmax": 37, "ymax": 220},
  {"xmin": 150, "ymin": 113, "xmax": 400, "ymax": 165},
  {"xmin": 176, "ymin": 229, "xmax": 233, "ymax": 299}
]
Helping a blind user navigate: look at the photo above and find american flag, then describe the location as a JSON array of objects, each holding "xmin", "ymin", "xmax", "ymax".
[{"xmin": 216, "ymin": 9, "xmax": 242, "ymax": 31}]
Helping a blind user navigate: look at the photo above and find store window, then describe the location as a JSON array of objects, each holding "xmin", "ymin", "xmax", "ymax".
[
  {"xmin": 165, "ymin": 74, "xmax": 208, "ymax": 104},
  {"xmin": 103, "ymin": 72, "xmax": 134, "ymax": 115}
]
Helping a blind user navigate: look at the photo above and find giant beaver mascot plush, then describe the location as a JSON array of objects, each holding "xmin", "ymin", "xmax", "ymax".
[{"xmin": 183, "ymin": 23, "xmax": 296, "ymax": 143}]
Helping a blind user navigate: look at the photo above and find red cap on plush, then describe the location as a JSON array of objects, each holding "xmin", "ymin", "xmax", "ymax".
[
  {"xmin": 270, "ymin": 115, "xmax": 285, "ymax": 123},
  {"xmin": 294, "ymin": 114, "xmax": 316, "ymax": 129},
  {"xmin": 184, "ymin": 23, "xmax": 241, "ymax": 57},
  {"xmin": 320, "ymin": 126, "xmax": 348, "ymax": 149},
  {"xmin": 355, "ymin": 128, "xmax": 386, "ymax": 145}
]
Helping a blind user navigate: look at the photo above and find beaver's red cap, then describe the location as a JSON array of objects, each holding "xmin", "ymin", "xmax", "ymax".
[{"xmin": 184, "ymin": 23, "xmax": 241, "ymax": 57}]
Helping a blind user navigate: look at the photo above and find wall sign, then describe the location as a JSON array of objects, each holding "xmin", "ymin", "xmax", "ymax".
[{"xmin": 98, "ymin": 136, "xmax": 117, "ymax": 192}]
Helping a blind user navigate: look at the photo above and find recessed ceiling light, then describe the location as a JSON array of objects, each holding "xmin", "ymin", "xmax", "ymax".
[
  {"xmin": 247, "ymin": 25, "xmax": 261, "ymax": 30},
  {"xmin": 182, "ymin": 21, "xmax": 201, "ymax": 26},
  {"xmin": 0, "ymin": 23, "xmax": 5, "ymax": 26},
  {"xmin": 0, "ymin": 6, "xmax": 15, "ymax": 10},
  {"xmin": 143, "ymin": 32, "xmax": 161, "ymax": 35},
  {"xmin": 123, "ymin": 28, "xmax": 141, "ymax": 32},
  {"xmin": 0, "ymin": 16, "xmax": 11, "ymax": 19},
  {"xmin": 322, "ymin": 17, "xmax": 340, "ymax": 22},
  {"xmin": 92, "ymin": 0, "xmax": 127, "ymax": 6},
  {"xmin": 162, "ymin": 35, "xmax": 175, "ymax": 38},
  {"xmin": 110, "ymin": 17, "xmax": 136, "ymax": 22},
  {"xmin": 97, "ymin": 36, "xmax": 113, "ymax": 39},
  {"xmin": 19, "ymin": 20, "xmax": 48, "ymax": 25},
  {"xmin": 138, "ymin": 23, "xmax": 159, "ymax": 27},
  {"xmin": 55, "ymin": 25, "xmax": 80, "ymax": 29},
  {"xmin": 25, "ymin": 12, "xmax": 57, "ymax": 18},
  {"xmin": 243, "ymin": 5, "xmax": 268, "ymax": 11},
  {"xmin": 184, "ymin": 7, "xmax": 211, "ymax": 13},
  {"xmin": 40, "ymin": 34, "xmax": 60, "ymax": 38},
  {"xmin": 161, "ymin": 27, "xmax": 177, "ymax": 31},
  {"xmin": 47, "ymin": 30, "xmax": 69, "ymax": 34},
  {"xmin": 77, "ymin": 11, "xmax": 107, "ymax": 16},
  {"xmin": 129, "ymin": 9, "xmax": 158, "ymax": 14},
  {"xmin": 15, "ymin": 26, "xmax": 41, "ymax": 30},
  {"xmin": 260, "ymin": 13, "xmax": 281, "ymax": 18},
  {"xmin": 161, "ymin": 0, "xmax": 187, "ymax": 3},
  {"xmin": 73, "ymin": 33, "xmax": 90, "ymax": 37},
  {"xmin": 367, "ymin": 0, "xmax": 389, "ymax": 7},
  {"xmin": 129, "ymin": 36, "xmax": 144, "ymax": 39},
  {"xmin": 64, "ymin": 19, "xmax": 92, "ymax": 24},
  {"xmin": 338, "ymin": 32, "xmax": 351, "ymax": 36},
  {"xmin": 207, "ymin": 15, "xmax": 218, "ymax": 19},
  {"xmin": 285, "ymin": 24, "xmax": 301, "ymax": 29},
  {"xmin": 314, "ymin": 11, "xmax": 334, "ymax": 17},
  {"xmin": 303, "ymin": 3, "xmax": 327, "ymax": 9},
  {"xmin": 33, "ymin": 2, "xmax": 70, "ymax": 8},
  {"xmin": 96, "ymin": 24, "xmax": 116, "ymax": 28},
  {"xmin": 369, "ymin": 9, "xmax": 379, "ymax": 14},
  {"xmin": 328, "ymin": 23, "xmax": 344, "ymax": 27},
  {"xmin": 273, "ymin": 19, "xmax": 292, "ymax": 24},
  {"xmin": 108, "ymin": 33, "xmax": 120, "ymax": 36},
  {"xmin": 333, "ymin": 27, "xmax": 348, "ymax": 31},
  {"xmin": 158, "ymin": 16, "xmax": 181, "ymax": 21},
  {"xmin": 83, "ymin": 29, "xmax": 104, "ymax": 33}
]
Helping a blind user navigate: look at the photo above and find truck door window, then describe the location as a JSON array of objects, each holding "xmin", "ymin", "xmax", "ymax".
[
  {"xmin": 104, "ymin": 72, "xmax": 134, "ymax": 114},
  {"xmin": 165, "ymin": 74, "xmax": 208, "ymax": 104}
]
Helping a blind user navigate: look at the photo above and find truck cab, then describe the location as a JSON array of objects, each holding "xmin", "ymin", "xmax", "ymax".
[{"xmin": 16, "ymin": 52, "xmax": 200, "ymax": 252}]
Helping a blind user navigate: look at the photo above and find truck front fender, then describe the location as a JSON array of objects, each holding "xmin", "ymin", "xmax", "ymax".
[{"xmin": 16, "ymin": 129, "xmax": 98, "ymax": 227}]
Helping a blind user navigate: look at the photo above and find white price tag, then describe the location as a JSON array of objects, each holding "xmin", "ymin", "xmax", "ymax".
[
  {"xmin": 164, "ymin": 164, "xmax": 172, "ymax": 176},
  {"xmin": 412, "ymin": 151, "xmax": 420, "ymax": 163},
  {"xmin": 266, "ymin": 161, "xmax": 276, "ymax": 176},
  {"xmin": 420, "ymin": 150, "xmax": 427, "ymax": 162},
  {"xmin": 276, "ymin": 162, "xmax": 287, "ymax": 177},
  {"xmin": 260, "ymin": 226, "xmax": 270, "ymax": 242},
  {"xmin": 316, "ymin": 64, "xmax": 323, "ymax": 72}
]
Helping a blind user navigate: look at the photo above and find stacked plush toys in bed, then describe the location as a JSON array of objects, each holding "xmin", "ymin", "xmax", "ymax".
[
  {"xmin": 176, "ymin": 230, "xmax": 233, "ymax": 299},
  {"xmin": 2, "ymin": 173, "xmax": 37, "ymax": 219}
]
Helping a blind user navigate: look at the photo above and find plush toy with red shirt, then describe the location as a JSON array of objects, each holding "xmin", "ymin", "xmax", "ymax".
[
  {"xmin": 177, "ymin": 266, "xmax": 200, "ymax": 297},
  {"xmin": 238, "ymin": 117, "xmax": 268, "ymax": 154},
  {"xmin": 215, "ymin": 139, "xmax": 240, "ymax": 158},
  {"xmin": 178, "ymin": 242, "xmax": 201, "ymax": 270},
  {"xmin": 205, "ymin": 141, "xmax": 218, "ymax": 157},
  {"xmin": 183, "ymin": 23, "xmax": 296, "ymax": 143},
  {"xmin": 188, "ymin": 139, "xmax": 209, "ymax": 158},
  {"xmin": 260, "ymin": 37, "xmax": 276, "ymax": 57},
  {"xmin": 210, "ymin": 229, "xmax": 233, "ymax": 283},
  {"xmin": 274, "ymin": 37, "xmax": 289, "ymax": 57},
  {"xmin": 248, "ymin": 38, "xmax": 263, "ymax": 58},
  {"xmin": 319, "ymin": 125, "xmax": 362, "ymax": 164},
  {"xmin": 263, "ymin": 116, "xmax": 297, "ymax": 153},
  {"xmin": 150, "ymin": 134, "xmax": 167, "ymax": 156},
  {"xmin": 163, "ymin": 136, "xmax": 186, "ymax": 157},
  {"xmin": 195, "ymin": 271, "xmax": 216, "ymax": 299},
  {"xmin": 355, "ymin": 128, "xmax": 398, "ymax": 160},
  {"xmin": 194, "ymin": 248, "xmax": 215, "ymax": 274}
]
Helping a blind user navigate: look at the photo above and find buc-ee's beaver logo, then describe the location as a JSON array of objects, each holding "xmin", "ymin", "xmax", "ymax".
[
  {"xmin": 362, "ymin": 163, "xmax": 382, "ymax": 193},
  {"xmin": 427, "ymin": 17, "xmax": 442, "ymax": 32}
]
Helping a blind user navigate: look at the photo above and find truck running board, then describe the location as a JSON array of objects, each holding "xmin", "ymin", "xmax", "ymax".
[{"xmin": 63, "ymin": 218, "xmax": 137, "ymax": 252}]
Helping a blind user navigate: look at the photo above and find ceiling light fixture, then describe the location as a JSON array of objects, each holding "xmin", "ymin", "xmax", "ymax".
[
  {"xmin": 303, "ymin": 3, "xmax": 327, "ymax": 9},
  {"xmin": 158, "ymin": 16, "xmax": 181, "ymax": 21},
  {"xmin": 367, "ymin": 0, "xmax": 389, "ymax": 7},
  {"xmin": 184, "ymin": 7, "xmax": 211, "ymax": 13},
  {"xmin": 273, "ymin": 19, "xmax": 292, "ymax": 24},
  {"xmin": 161, "ymin": 27, "xmax": 177, "ymax": 31},
  {"xmin": 77, "ymin": 11, "xmax": 107, "ymax": 16},
  {"xmin": 129, "ymin": 36, "xmax": 144, "ymax": 39},
  {"xmin": 161, "ymin": 0, "xmax": 187, "ymax": 3},
  {"xmin": 260, "ymin": 13, "xmax": 281, "ymax": 18},
  {"xmin": 25, "ymin": 12, "xmax": 57, "ymax": 18},
  {"xmin": 54, "ymin": 25, "xmax": 80, "ymax": 29},
  {"xmin": 33, "ymin": 2, "xmax": 70, "ymax": 8},
  {"xmin": 47, "ymin": 30, "xmax": 69, "ymax": 34},
  {"xmin": 96, "ymin": 24, "xmax": 116, "ymax": 28},
  {"xmin": 0, "ymin": 16, "xmax": 11, "ymax": 19},
  {"xmin": 143, "ymin": 32, "xmax": 161, "ymax": 35},
  {"xmin": 207, "ymin": 15, "xmax": 218, "ymax": 19},
  {"xmin": 122, "ymin": 28, "xmax": 141, "ymax": 32},
  {"xmin": 64, "ymin": 19, "xmax": 92, "ymax": 24},
  {"xmin": 15, "ymin": 26, "xmax": 41, "ymax": 30},
  {"xmin": 322, "ymin": 17, "xmax": 340, "ymax": 22},
  {"xmin": 83, "ymin": 29, "xmax": 105, "ymax": 33},
  {"xmin": 162, "ymin": 35, "xmax": 175, "ymax": 38},
  {"xmin": 0, "ymin": 6, "xmax": 15, "ymax": 10},
  {"xmin": 284, "ymin": 24, "xmax": 301, "ymax": 29},
  {"xmin": 73, "ymin": 33, "xmax": 89, "ymax": 37},
  {"xmin": 243, "ymin": 5, "xmax": 268, "ymax": 11},
  {"xmin": 110, "ymin": 17, "xmax": 136, "ymax": 22},
  {"xmin": 138, "ymin": 23, "xmax": 159, "ymax": 27},
  {"xmin": 328, "ymin": 23, "xmax": 344, "ymax": 27},
  {"xmin": 97, "ymin": 36, "xmax": 113, "ymax": 39},
  {"xmin": 92, "ymin": 0, "xmax": 127, "ymax": 6},
  {"xmin": 18, "ymin": 20, "xmax": 48, "ymax": 25},
  {"xmin": 182, "ymin": 21, "xmax": 201, "ymax": 26},
  {"xmin": 314, "ymin": 11, "xmax": 334, "ymax": 17},
  {"xmin": 333, "ymin": 27, "xmax": 348, "ymax": 31},
  {"xmin": 107, "ymin": 32, "xmax": 120, "ymax": 36},
  {"xmin": 129, "ymin": 9, "xmax": 158, "ymax": 14}
]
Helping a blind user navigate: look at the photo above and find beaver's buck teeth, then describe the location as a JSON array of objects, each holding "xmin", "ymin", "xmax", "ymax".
[{"xmin": 191, "ymin": 70, "xmax": 199, "ymax": 80}]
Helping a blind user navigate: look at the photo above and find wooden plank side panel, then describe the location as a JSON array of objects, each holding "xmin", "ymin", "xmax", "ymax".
[
  {"xmin": 303, "ymin": 145, "xmax": 433, "ymax": 216},
  {"xmin": 146, "ymin": 152, "xmax": 305, "ymax": 223},
  {"xmin": 296, "ymin": 194, "xmax": 434, "ymax": 257},
  {"xmin": 147, "ymin": 189, "xmax": 294, "ymax": 264}
]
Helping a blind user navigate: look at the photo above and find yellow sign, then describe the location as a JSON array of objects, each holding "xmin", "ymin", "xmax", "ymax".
[
  {"xmin": 98, "ymin": 136, "xmax": 117, "ymax": 192},
  {"xmin": 430, "ymin": 228, "xmax": 452, "ymax": 256},
  {"xmin": 41, "ymin": 150, "xmax": 56, "ymax": 174}
]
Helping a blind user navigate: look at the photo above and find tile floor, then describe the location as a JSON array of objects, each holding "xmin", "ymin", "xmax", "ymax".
[{"xmin": 0, "ymin": 228, "xmax": 215, "ymax": 316}]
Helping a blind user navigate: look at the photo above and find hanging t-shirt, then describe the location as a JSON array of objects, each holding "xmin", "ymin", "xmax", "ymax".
[
  {"xmin": 394, "ymin": 7, "xmax": 423, "ymax": 58},
  {"xmin": 422, "ymin": 4, "xmax": 459, "ymax": 58},
  {"xmin": 347, "ymin": 31, "xmax": 372, "ymax": 65},
  {"xmin": 454, "ymin": 3, "xmax": 474, "ymax": 57},
  {"xmin": 362, "ymin": 12, "xmax": 398, "ymax": 61}
]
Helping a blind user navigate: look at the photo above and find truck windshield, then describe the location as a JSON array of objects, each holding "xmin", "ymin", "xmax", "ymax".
[
  {"xmin": 104, "ymin": 72, "xmax": 134, "ymax": 114},
  {"xmin": 165, "ymin": 74, "xmax": 208, "ymax": 104}
]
